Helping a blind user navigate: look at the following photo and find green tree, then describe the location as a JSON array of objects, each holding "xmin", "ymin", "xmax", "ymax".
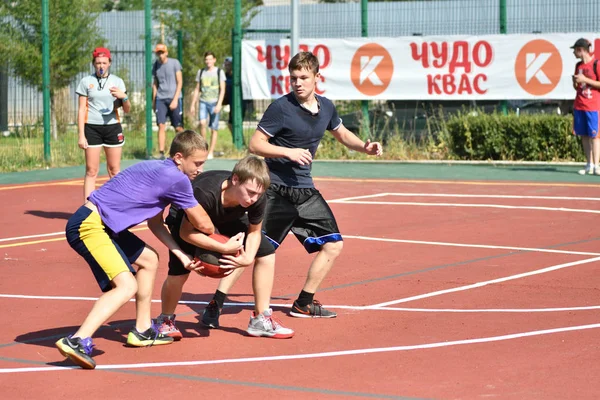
[
  {"xmin": 155, "ymin": 0, "xmax": 262, "ymax": 96},
  {"xmin": 103, "ymin": 0, "xmax": 144, "ymax": 11},
  {"xmin": 0, "ymin": 0, "xmax": 105, "ymax": 136}
]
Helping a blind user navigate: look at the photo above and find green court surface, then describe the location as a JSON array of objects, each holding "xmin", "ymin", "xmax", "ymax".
[{"xmin": 0, "ymin": 159, "xmax": 596, "ymax": 185}]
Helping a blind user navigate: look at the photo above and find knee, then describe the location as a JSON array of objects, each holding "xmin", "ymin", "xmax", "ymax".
[
  {"xmin": 85, "ymin": 166, "xmax": 99, "ymax": 178},
  {"xmin": 322, "ymin": 241, "xmax": 343, "ymax": 258},
  {"xmin": 135, "ymin": 247, "xmax": 159, "ymax": 273},
  {"xmin": 107, "ymin": 166, "xmax": 120, "ymax": 177},
  {"xmin": 199, "ymin": 120, "xmax": 207, "ymax": 127},
  {"xmin": 165, "ymin": 274, "xmax": 189, "ymax": 288},
  {"xmin": 114, "ymin": 273, "xmax": 138, "ymax": 299}
]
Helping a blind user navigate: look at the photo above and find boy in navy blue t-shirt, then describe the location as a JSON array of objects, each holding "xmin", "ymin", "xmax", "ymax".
[{"xmin": 200, "ymin": 51, "xmax": 383, "ymax": 324}]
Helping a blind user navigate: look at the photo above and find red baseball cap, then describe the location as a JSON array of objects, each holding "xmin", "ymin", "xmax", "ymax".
[{"xmin": 92, "ymin": 47, "xmax": 112, "ymax": 59}]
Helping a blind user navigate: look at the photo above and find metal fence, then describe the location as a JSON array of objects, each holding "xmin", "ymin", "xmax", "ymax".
[
  {"xmin": 2, "ymin": 0, "xmax": 599, "ymax": 164},
  {"xmin": 241, "ymin": 0, "xmax": 598, "ymax": 141}
]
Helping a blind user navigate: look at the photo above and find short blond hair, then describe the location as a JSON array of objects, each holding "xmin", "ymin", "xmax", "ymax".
[
  {"xmin": 169, "ymin": 130, "xmax": 208, "ymax": 157},
  {"xmin": 232, "ymin": 155, "xmax": 270, "ymax": 190}
]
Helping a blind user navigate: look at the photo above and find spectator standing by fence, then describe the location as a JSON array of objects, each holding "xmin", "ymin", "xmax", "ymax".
[
  {"xmin": 76, "ymin": 47, "xmax": 130, "ymax": 201},
  {"xmin": 152, "ymin": 44, "xmax": 184, "ymax": 160},
  {"xmin": 572, "ymin": 38, "xmax": 600, "ymax": 175},
  {"xmin": 190, "ymin": 52, "xmax": 227, "ymax": 159}
]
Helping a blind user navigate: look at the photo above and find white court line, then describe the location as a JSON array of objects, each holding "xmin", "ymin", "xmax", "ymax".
[
  {"xmin": 364, "ymin": 305, "xmax": 600, "ymax": 313},
  {"xmin": 332, "ymin": 200, "xmax": 600, "ymax": 215},
  {"xmin": 0, "ymin": 231, "xmax": 63, "ymax": 243},
  {"xmin": 2, "ymin": 294, "xmax": 599, "ymax": 314},
  {"xmin": 2, "ymin": 322, "xmax": 599, "ymax": 374},
  {"xmin": 343, "ymin": 235, "xmax": 600, "ymax": 256},
  {"xmin": 1, "ymin": 230, "xmax": 597, "ymax": 256},
  {"xmin": 368, "ymin": 256, "xmax": 600, "ymax": 308},
  {"xmin": 326, "ymin": 192, "xmax": 391, "ymax": 202},
  {"xmin": 361, "ymin": 193, "xmax": 600, "ymax": 201}
]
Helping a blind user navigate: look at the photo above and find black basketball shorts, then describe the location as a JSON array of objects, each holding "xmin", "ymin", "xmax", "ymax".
[{"xmin": 263, "ymin": 184, "xmax": 342, "ymax": 254}]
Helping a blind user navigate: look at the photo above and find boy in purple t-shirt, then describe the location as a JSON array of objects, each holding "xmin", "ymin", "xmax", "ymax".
[{"xmin": 55, "ymin": 130, "xmax": 215, "ymax": 369}]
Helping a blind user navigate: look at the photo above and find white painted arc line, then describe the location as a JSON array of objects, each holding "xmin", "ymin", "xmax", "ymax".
[
  {"xmin": 343, "ymin": 235, "xmax": 600, "ymax": 256},
  {"xmin": 382, "ymin": 193, "xmax": 600, "ymax": 201},
  {"xmin": 331, "ymin": 200, "xmax": 600, "ymax": 214},
  {"xmin": 2, "ymin": 294, "xmax": 599, "ymax": 314},
  {"xmin": 3, "ymin": 230, "xmax": 594, "ymax": 256},
  {"xmin": 365, "ymin": 305, "xmax": 600, "ymax": 313},
  {"xmin": 368, "ymin": 256, "xmax": 600, "ymax": 308},
  {"xmin": 2, "ymin": 322, "xmax": 599, "ymax": 374}
]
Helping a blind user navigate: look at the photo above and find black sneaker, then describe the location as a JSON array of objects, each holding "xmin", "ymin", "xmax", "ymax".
[
  {"xmin": 126, "ymin": 322, "xmax": 174, "ymax": 347},
  {"xmin": 55, "ymin": 335, "xmax": 96, "ymax": 369},
  {"xmin": 290, "ymin": 300, "xmax": 337, "ymax": 318},
  {"xmin": 201, "ymin": 300, "xmax": 222, "ymax": 328}
]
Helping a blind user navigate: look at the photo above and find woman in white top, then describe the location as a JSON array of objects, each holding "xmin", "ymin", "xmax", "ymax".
[{"xmin": 76, "ymin": 47, "xmax": 130, "ymax": 201}]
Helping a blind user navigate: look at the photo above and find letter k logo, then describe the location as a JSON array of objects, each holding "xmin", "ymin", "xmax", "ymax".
[
  {"xmin": 515, "ymin": 39, "xmax": 562, "ymax": 96},
  {"xmin": 525, "ymin": 53, "xmax": 552, "ymax": 84},
  {"xmin": 360, "ymin": 56, "xmax": 384, "ymax": 85},
  {"xmin": 351, "ymin": 44, "xmax": 394, "ymax": 96}
]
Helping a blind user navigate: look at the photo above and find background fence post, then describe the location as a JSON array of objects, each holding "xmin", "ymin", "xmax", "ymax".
[
  {"xmin": 232, "ymin": 0, "xmax": 243, "ymax": 150},
  {"xmin": 360, "ymin": 0, "xmax": 370, "ymax": 138},
  {"xmin": 499, "ymin": 0, "xmax": 508, "ymax": 115},
  {"xmin": 42, "ymin": 0, "xmax": 51, "ymax": 162},
  {"xmin": 0, "ymin": 63, "xmax": 7, "ymax": 135},
  {"xmin": 145, "ymin": 0, "xmax": 153, "ymax": 158}
]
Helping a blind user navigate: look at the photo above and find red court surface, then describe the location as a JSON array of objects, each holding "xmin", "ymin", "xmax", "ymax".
[{"xmin": 1, "ymin": 177, "xmax": 600, "ymax": 399}]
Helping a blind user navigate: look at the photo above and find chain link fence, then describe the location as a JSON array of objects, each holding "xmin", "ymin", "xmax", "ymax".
[{"xmin": 1, "ymin": 0, "xmax": 599, "ymax": 168}]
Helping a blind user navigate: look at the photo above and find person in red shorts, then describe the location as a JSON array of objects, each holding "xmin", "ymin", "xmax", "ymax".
[{"xmin": 572, "ymin": 38, "xmax": 600, "ymax": 175}]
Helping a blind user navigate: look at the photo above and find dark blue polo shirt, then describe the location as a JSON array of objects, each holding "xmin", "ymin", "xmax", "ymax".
[{"xmin": 257, "ymin": 93, "xmax": 342, "ymax": 188}]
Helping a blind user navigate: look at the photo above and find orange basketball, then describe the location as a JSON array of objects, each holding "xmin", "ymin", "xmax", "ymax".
[{"xmin": 193, "ymin": 233, "xmax": 240, "ymax": 279}]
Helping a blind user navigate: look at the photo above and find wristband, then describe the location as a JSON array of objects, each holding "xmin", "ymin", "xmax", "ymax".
[{"xmin": 122, "ymin": 96, "xmax": 128, "ymax": 102}]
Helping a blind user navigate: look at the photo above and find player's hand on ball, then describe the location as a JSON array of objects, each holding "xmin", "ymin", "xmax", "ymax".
[
  {"xmin": 287, "ymin": 148, "xmax": 313, "ymax": 165},
  {"xmin": 182, "ymin": 254, "xmax": 202, "ymax": 272},
  {"xmin": 222, "ymin": 232, "xmax": 244, "ymax": 254},
  {"xmin": 219, "ymin": 247, "xmax": 251, "ymax": 269}
]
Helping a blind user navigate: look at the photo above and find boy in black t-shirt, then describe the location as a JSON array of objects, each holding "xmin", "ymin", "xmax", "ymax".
[{"xmin": 156, "ymin": 155, "xmax": 294, "ymax": 339}]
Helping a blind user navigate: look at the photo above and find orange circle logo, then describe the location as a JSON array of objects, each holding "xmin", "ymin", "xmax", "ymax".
[
  {"xmin": 515, "ymin": 39, "xmax": 562, "ymax": 96},
  {"xmin": 351, "ymin": 43, "xmax": 394, "ymax": 96}
]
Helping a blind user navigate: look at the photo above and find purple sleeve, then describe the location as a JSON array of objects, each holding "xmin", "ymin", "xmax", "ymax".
[
  {"xmin": 257, "ymin": 101, "xmax": 283, "ymax": 137},
  {"xmin": 166, "ymin": 176, "xmax": 199, "ymax": 210}
]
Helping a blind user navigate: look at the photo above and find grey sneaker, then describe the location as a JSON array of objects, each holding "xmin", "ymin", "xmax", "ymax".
[
  {"xmin": 290, "ymin": 300, "xmax": 337, "ymax": 318},
  {"xmin": 247, "ymin": 308, "xmax": 294, "ymax": 339}
]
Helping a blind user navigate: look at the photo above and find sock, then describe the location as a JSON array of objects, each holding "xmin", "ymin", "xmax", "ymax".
[
  {"xmin": 213, "ymin": 290, "xmax": 226, "ymax": 309},
  {"xmin": 157, "ymin": 313, "xmax": 175, "ymax": 322},
  {"xmin": 296, "ymin": 290, "xmax": 314, "ymax": 307}
]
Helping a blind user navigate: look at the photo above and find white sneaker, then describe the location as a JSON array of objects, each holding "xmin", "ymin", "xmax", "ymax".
[
  {"xmin": 578, "ymin": 166, "xmax": 593, "ymax": 175},
  {"xmin": 207, "ymin": 153, "xmax": 214, "ymax": 160},
  {"xmin": 247, "ymin": 308, "xmax": 294, "ymax": 339}
]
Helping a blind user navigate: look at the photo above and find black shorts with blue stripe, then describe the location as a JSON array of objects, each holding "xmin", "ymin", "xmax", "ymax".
[{"xmin": 262, "ymin": 184, "xmax": 342, "ymax": 254}]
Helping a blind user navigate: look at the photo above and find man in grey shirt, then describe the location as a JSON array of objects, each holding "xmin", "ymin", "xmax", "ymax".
[
  {"xmin": 190, "ymin": 51, "xmax": 226, "ymax": 159},
  {"xmin": 152, "ymin": 44, "xmax": 184, "ymax": 159}
]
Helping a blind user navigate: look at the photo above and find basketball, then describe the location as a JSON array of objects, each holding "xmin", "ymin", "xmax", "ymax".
[{"xmin": 193, "ymin": 233, "xmax": 240, "ymax": 279}]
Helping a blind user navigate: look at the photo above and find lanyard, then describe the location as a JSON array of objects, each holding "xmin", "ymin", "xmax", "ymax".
[{"xmin": 96, "ymin": 74, "xmax": 110, "ymax": 91}]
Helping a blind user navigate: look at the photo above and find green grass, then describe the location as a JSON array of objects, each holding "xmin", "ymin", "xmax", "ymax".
[{"xmin": 0, "ymin": 122, "xmax": 437, "ymax": 173}]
